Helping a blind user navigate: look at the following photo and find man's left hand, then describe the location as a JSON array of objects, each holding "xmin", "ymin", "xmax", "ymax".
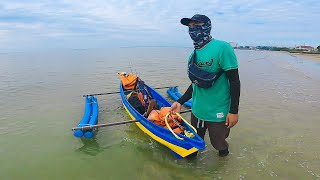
[{"xmin": 225, "ymin": 113, "xmax": 239, "ymax": 128}]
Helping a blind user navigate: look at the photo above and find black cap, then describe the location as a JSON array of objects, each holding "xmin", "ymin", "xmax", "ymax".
[{"xmin": 180, "ymin": 14, "xmax": 211, "ymax": 26}]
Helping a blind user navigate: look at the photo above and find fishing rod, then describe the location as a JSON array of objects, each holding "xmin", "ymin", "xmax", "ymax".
[{"xmin": 83, "ymin": 86, "xmax": 178, "ymax": 97}]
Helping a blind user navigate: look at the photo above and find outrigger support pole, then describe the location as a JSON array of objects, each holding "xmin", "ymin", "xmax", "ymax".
[{"xmin": 71, "ymin": 109, "xmax": 192, "ymax": 131}]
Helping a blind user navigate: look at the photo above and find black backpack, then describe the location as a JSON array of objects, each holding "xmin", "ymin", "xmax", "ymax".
[{"xmin": 127, "ymin": 92, "xmax": 145, "ymax": 114}]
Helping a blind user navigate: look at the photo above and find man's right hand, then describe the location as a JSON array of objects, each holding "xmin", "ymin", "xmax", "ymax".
[{"xmin": 170, "ymin": 102, "xmax": 182, "ymax": 113}]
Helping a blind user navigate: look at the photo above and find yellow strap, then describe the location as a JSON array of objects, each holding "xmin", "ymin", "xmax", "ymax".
[
  {"xmin": 165, "ymin": 113, "xmax": 184, "ymax": 140},
  {"xmin": 175, "ymin": 113, "xmax": 197, "ymax": 133},
  {"xmin": 164, "ymin": 112, "xmax": 198, "ymax": 140}
]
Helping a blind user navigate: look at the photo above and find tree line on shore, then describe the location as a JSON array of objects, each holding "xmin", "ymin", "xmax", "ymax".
[{"xmin": 236, "ymin": 45, "xmax": 320, "ymax": 54}]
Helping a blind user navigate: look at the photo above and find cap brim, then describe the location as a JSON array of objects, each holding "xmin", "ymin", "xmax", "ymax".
[
  {"xmin": 180, "ymin": 18, "xmax": 191, "ymax": 26},
  {"xmin": 180, "ymin": 17, "xmax": 204, "ymax": 26}
]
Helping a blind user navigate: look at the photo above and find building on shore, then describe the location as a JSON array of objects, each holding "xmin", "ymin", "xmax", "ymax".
[
  {"xmin": 295, "ymin": 45, "xmax": 314, "ymax": 52},
  {"xmin": 237, "ymin": 46, "xmax": 256, "ymax": 50},
  {"xmin": 229, "ymin": 42, "xmax": 238, "ymax": 48}
]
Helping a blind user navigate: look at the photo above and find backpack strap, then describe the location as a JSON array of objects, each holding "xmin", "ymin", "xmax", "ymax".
[
  {"xmin": 133, "ymin": 77, "xmax": 139, "ymax": 90},
  {"xmin": 143, "ymin": 99, "xmax": 156, "ymax": 117},
  {"xmin": 190, "ymin": 50, "xmax": 196, "ymax": 64}
]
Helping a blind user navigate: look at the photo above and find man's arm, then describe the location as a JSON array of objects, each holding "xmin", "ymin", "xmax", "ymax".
[
  {"xmin": 177, "ymin": 84, "xmax": 193, "ymax": 105},
  {"xmin": 225, "ymin": 68, "xmax": 240, "ymax": 114}
]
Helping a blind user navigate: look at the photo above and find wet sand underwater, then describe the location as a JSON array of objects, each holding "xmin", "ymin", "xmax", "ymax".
[{"xmin": 296, "ymin": 53, "xmax": 320, "ymax": 61}]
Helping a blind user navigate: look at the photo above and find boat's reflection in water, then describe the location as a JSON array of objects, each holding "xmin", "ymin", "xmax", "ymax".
[{"xmin": 76, "ymin": 132, "xmax": 103, "ymax": 156}]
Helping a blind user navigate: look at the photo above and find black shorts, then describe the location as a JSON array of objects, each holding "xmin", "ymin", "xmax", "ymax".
[{"xmin": 191, "ymin": 112, "xmax": 230, "ymax": 151}]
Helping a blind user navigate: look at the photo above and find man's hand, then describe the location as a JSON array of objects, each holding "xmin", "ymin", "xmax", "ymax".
[
  {"xmin": 170, "ymin": 102, "xmax": 182, "ymax": 113},
  {"xmin": 225, "ymin": 113, "xmax": 239, "ymax": 128}
]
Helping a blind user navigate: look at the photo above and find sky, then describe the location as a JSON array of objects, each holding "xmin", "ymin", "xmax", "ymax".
[{"xmin": 0, "ymin": 0, "xmax": 319, "ymax": 51}]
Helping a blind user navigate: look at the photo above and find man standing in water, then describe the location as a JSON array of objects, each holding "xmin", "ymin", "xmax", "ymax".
[{"xmin": 171, "ymin": 14, "xmax": 240, "ymax": 158}]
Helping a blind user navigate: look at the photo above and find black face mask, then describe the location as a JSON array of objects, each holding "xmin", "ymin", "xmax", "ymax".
[{"xmin": 188, "ymin": 21, "xmax": 212, "ymax": 49}]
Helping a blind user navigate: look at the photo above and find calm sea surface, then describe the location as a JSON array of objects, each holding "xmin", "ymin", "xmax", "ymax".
[{"xmin": 1, "ymin": 48, "xmax": 320, "ymax": 179}]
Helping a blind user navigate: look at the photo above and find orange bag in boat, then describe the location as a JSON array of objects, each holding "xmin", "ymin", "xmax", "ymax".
[
  {"xmin": 164, "ymin": 125, "xmax": 184, "ymax": 134},
  {"xmin": 147, "ymin": 110, "xmax": 163, "ymax": 126},
  {"xmin": 147, "ymin": 107, "xmax": 184, "ymax": 134},
  {"xmin": 118, "ymin": 72, "xmax": 138, "ymax": 90},
  {"xmin": 173, "ymin": 126, "xmax": 184, "ymax": 134},
  {"xmin": 158, "ymin": 107, "xmax": 181, "ymax": 122}
]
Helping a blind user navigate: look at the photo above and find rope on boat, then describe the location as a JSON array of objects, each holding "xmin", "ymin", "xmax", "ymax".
[
  {"xmin": 164, "ymin": 112, "xmax": 196, "ymax": 140},
  {"xmin": 164, "ymin": 113, "xmax": 184, "ymax": 140},
  {"xmin": 175, "ymin": 113, "xmax": 197, "ymax": 133}
]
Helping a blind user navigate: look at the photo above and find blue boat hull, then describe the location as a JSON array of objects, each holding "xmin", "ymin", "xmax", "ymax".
[{"xmin": 120, "ymin": 83, "xmax": 205, "ymax": 158}]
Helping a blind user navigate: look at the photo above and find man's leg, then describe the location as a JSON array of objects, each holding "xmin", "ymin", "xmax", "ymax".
[
  {"xmin": 186, "ymin": 113, "xmax": 207, "ymax": 159},
  {"xmin": 207, "ymin": 122, "xmax": 230, "ymax": 157},
  {"xmin": 190, "ymin": 113, "xmax": 207, "ymax": 139}
]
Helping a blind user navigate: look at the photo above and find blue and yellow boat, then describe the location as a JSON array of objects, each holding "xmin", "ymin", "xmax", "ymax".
[{"xmin": 119, "ymin": 75, "xmax": 205, "ymax": 158}]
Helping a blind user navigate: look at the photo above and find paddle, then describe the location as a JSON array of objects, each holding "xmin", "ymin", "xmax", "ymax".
[
  {"xmin": 143, "ymin": 99, "xmax": 156, "ymax": 117},
  {"xmin": 83, "ymin": 86, "xmax": 177, "ymax": 97},
  {"xmin": 71, "ymin": 109, "xmax": 192, "ymax": 131}
]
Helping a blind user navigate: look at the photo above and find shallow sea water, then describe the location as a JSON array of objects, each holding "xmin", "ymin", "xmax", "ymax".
[{"xmin": 0, "ymin": 48, "xmax": 319, "ymax": 179}]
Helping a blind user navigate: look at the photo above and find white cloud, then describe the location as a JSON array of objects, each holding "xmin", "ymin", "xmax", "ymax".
[
  {"xmin": 0, "ymin": 30, "xmax": 10, "ymax": 42},
  {"xmin": 0, "ymin": 22, "xmax": 44, "ymax": 30},
  {"xmin": 0, "ymin": 0, "xmax": 319, "ymax": 50}
]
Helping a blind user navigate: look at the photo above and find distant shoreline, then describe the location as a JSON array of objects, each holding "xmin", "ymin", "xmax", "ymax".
[
  {"xmin": 289, "ymin": 51, "xmax": 320, "ymax": 55},
  {"xmin": 255, "ymin": 49, "xmax": 320, "ymax": 61},
  {"xmin": 294, "ymin": 53, "xmax": 320, "ymax": 61},
  {"xmin": 276, "ymin": 51, "xmax": 320, "ymax": 61}
]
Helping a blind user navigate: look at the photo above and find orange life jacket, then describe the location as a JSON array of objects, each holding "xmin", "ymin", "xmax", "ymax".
[
  {"xmin": 118, "ymin": 72, "xmax": 138, "ymax": 90},
  {"xmin": 147, "ymin": 107, "xmax": 184, "ymax": 134}
]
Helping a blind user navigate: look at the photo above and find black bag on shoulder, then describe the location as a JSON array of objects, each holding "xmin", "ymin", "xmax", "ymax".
[{"xmin": 188, "ymin": 50, "xmax": 224, "ymax": 88}]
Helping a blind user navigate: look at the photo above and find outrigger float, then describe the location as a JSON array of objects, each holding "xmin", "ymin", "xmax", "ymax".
[
  {"xmin": 73, "ymin": 96, "xmax": 99, "ymax": 139},
  {"xmin": 167, "ymin": 87, "xmax": 192, "ymax": 108}
]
